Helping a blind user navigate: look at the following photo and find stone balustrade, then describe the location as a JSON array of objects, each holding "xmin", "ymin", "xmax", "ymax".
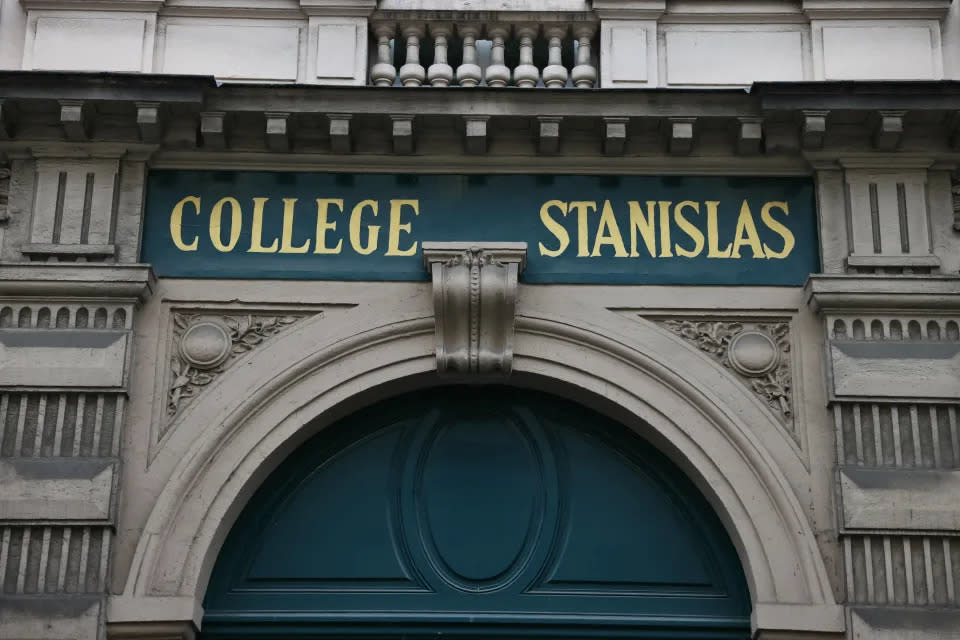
[{"xmin": 369, "ymin": 21, "xmax": 598, "ymax": 88}]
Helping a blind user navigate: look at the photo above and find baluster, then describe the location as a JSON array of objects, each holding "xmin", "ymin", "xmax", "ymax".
[
  {"xmin": 398, "ymin": 24, "xmax": 426, "ymax": 87},
  {"xmin": 371, "ymin": 23, "xmax": 397, "ymax": 87},
  {"xmin": 456, "ymin": 25, "xmax": 482, "ymax": 87},
  {"xmin": 428, "ymin": 25, "xmax": 454, "ymax": 87},
  {"xmin": 485, "ymin": 25, "xmax": 511, "ymax": 88},
  {"xmin": 542, "ymin": 26, "xmax": 569, "ymax": 88},
  {"xmin": 513, "ymin": 26, "xmax": 539, "ymax": 88},
  {"xmin": 571, "ymin": 25, "xmax": 597, "ymax": 89}
]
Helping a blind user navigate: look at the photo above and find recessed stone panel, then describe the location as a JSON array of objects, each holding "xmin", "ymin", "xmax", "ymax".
[
  {"xmin": 830, "ymin": 341, "xmax": 960, "ymax": 399},
  {"xmin": 31, "ymin": 16, "xmax": 147, "ymax": 73},
  {"xmin": 840, "ymin": 468, "xmax": 960, "ymax": 532},
  {"xmin": 665, "ymin": 29, "xmax": 803, "ymax": 85},
  {"xmin": 850, "ymin": 607, "xmax": 960, "ymax": 639},
  {"xmin": 0, "ymin": 330, "xmax": 127, "ymax": 388},
  {"xmin": 161, "ymin": 21, "xmax": 300, "ymax": 81},
  {"xmin": 0, "ymin": 459, "xmax": 114, "ymax": 522}
]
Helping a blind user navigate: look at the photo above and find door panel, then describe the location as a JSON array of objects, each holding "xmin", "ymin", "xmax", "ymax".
[{"xmin": 201, "ymin": 386, "xmax": 751, "ymax": 639}]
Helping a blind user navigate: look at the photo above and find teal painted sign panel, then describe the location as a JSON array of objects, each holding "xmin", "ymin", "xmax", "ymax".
[
  {"xmin": 143, "ymin": 170, "xmax": 818, "ymax": 285},
  {"xmin": 201, "ymin": 387, "xmax": 751, "ymax": 639}
]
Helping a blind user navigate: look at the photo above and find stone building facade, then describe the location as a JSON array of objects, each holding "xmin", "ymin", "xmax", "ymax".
[{"xmin": 0, "ymin": 1, "xmax": 959, "ymax": 639}]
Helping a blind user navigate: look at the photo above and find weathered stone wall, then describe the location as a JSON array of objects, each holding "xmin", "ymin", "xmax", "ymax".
[{"xmin": 0, "ymin": 26, "xmax": 959, "ymax": 639}]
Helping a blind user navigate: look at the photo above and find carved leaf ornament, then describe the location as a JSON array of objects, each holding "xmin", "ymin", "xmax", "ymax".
[
  {"xmin": 663, "ymin": 319, "xmax": 793, "ymax": 426},
  {"xmin": 167, "ymin": 313, "xmax": 305, "ymax": 420}
]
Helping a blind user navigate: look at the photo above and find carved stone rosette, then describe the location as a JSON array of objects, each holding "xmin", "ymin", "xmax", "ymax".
[
  {"xmin": 166, "ymin": 312, "xmax": 310, "ymax": 423},
  {"xmin": 423, "ymin": 242, "xmax": 527, "ymax": 376},
  {"xmin": 661, "ymin": 319, "xmax": 795, "ymax": 435}
]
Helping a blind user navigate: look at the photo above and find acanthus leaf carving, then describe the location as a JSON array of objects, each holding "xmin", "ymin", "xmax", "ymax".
[
  {"xmin": 166, "ymin": 311, "xmax": 311, "ymax": 424},
  {"xmin": 661, "ymin": 319, "xmax": 794, "ymax": 438}
]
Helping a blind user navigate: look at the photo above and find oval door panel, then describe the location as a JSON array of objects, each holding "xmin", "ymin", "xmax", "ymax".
[{"xmin": 416, "ymin": 411, "xmax": 545, "ymax": 589}]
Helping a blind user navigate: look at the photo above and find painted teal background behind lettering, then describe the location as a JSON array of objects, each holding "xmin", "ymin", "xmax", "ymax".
[{"xmin": 143, "ymin": 171, "xmax": 819, "ymax": 285}]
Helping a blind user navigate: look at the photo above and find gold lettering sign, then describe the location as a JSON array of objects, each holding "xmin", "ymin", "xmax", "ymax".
[{"xmin": 166, "ymin": 196, "xmax": 796, "ymax": 261}]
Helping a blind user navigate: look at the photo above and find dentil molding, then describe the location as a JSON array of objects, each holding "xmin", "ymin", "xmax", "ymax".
[{"xmin": 423, "ymin": 241, "xmax": 526, "ymax": 377}]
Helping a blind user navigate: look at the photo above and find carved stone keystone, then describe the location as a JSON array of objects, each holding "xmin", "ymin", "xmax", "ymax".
[{"xmin": 423, "ymin": 242, "xmax": 527, "ymax": 377}]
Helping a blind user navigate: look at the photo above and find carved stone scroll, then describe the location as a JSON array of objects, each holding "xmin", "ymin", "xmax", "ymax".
[{"xmin": 423, "ymin": 242, "xmax": 527, "ymax": 377}]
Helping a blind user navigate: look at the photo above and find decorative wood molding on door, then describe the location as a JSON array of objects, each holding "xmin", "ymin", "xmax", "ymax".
[{"xmin": 423, "ymin": 242, "xmax": 527, "ymax": 377}]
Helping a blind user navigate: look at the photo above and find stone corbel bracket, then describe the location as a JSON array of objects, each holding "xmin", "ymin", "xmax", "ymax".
[{"xmin": 423, "ymin": 242, "xmax": 527, "ymax": 377}]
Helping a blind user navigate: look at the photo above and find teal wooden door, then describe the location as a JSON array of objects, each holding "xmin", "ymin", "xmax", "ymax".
[{"xmin": 201, "ymin": 387, "xmax": 751, "ymax": 639}]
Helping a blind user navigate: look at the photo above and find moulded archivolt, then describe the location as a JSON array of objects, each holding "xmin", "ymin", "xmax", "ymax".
[{"xmin": 120, "ymin": 304, "xmax": 840, "ymax": 634}]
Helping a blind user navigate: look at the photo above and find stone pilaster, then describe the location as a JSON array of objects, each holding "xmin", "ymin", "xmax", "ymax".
[{"xmin": 0, "ymin": 264, "xmax": 153, "ymax": 640}]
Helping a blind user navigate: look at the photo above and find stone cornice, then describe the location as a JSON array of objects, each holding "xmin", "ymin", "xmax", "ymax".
[
  {"xmin": 755, "ymin": 80, "xmax": 960, "ymax": 111},
  {"xmin": 299, "ymin": 0, "xmax": 376, "ymax": 16},
  {"xmin": 3, "ymin": 75, "xmax": 960, "ymax": 160},
  {"xmin": 801, "ymin": 0, "xmax": 952, "ymax": 19},
  {"xmin": 805, "ymin": 274, "xmax": 960, "ymax": 313},
  {"xmin": 0, "ymin": 71, "xmax": 211, "ymax": 104},
  {"xmin": 20, "ymin": 0, "xmax": 165, "ymax": 11},
  {"xmin": 0, "ymin": 263, "xmax": 156, "ymax": 301},
  {"xmin": 591, "ymin": 0, "xmax": 665, "ymax": 19}
]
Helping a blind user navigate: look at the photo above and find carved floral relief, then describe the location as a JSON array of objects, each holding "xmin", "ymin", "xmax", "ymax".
[
  {"xmin": 661, "ymin": 319, "xmax": 795, "ymax": 438},
  {"xmin": 166, "ymin": 312, "xmax": 310, "ymax": 423}
]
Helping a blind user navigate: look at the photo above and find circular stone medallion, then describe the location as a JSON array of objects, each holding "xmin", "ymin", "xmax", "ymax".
[
  {"xmin": 727, "ymin": 331, "xmax": 780, "ymax": 377},
  {"xmin": 180, "ymin": 321, "xmax": 232, "ymax": 370}
]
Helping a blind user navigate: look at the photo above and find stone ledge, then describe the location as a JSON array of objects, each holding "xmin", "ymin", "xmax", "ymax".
[
  {"xmin": 840, "ymin": 468, "xmax": 960, "ymax": 532},
  {"xmin": 0, "ymin": 263, "xmax": 155, "ymax": 300},
  {"xmin": 107, "ymin": 596, "xmax": 204, "ymax": 629},
  {"xmin": 0, "ymin": 459, "xmax": 115, "ymax": 523},
  {"xmin": 801, "ymin": 0, "xmax": 952, "ymax": 19},
  {"xmin": 0, "ymin": 595, "xmax": 102, "ymax": 640},
  {"xmin": 21, "ymin": 242, "xmax": 116, "ymax": 259},
  {"xmin": 850, "ymin": 607, "xmax": 960, "ymax": 639},
  {"xmin": 805, "ymin": 274, "xmax": 960, "ymax": 312},
  {"xmin": 107, "ymin": 622, "xmax": 197, "ymax": 640},
  {"xmin": 751, "ymin": 603, "xmax": 846, "ymax": 636}
]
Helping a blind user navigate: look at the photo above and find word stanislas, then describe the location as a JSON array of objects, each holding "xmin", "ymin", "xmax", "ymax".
[{"xmin": 538, "ymin": 199, "xmax": 794, "ymax": 259}]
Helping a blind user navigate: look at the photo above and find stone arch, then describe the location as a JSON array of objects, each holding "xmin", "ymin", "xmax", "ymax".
[{"xmin": 118, "ymin": 306, "xmax": 841, "ymax": 636}]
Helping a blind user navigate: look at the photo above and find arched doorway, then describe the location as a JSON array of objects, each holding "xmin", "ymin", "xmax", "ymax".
[{"xmin": 201, "ymin": 386, "xmax": 751, "ymax": 639}]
